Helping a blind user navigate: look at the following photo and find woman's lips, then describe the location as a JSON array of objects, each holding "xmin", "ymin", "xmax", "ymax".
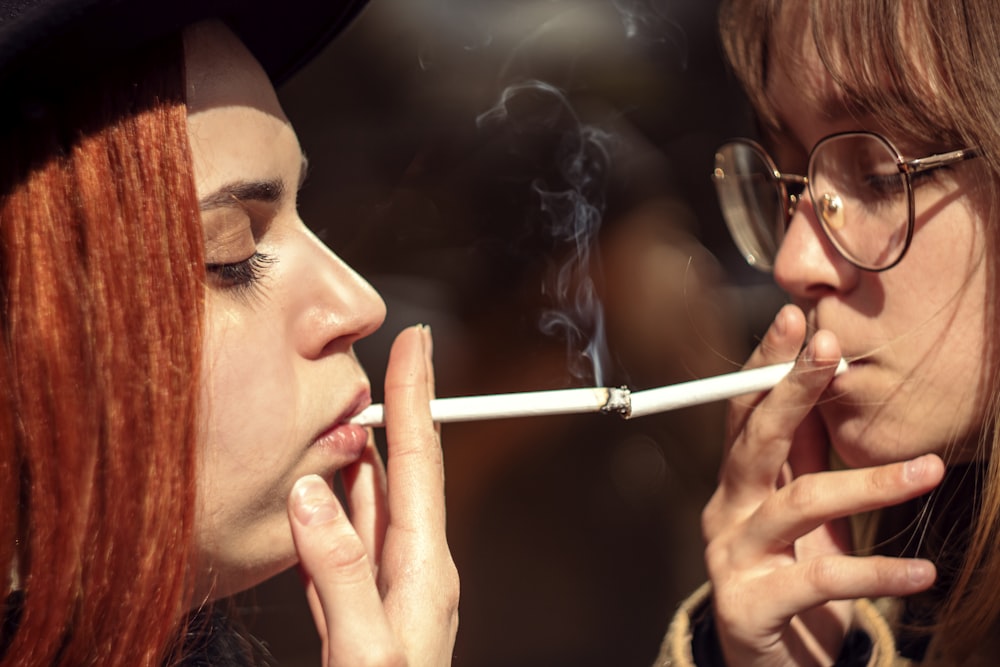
[
  {"xmin": 309, "ymin": 387, "xmax": 372, "ymax": 458},
  {"xmin": 312, "ymin": 421, "xmax": 368, "ymax": 459}
]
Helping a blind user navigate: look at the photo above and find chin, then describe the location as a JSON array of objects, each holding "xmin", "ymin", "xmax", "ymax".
[
  {"xmin": 822, "ymin": 407, "xmax": 921, "ymax": 469},
  {"xmin": 830, "ymin": 438, "xmax": 901, "ymax": 470},
  {"xmin": 193, "ymin": 546, "xmax": 299, "ymax": 603},
  {"xmin": 824, "ymin": 399, "xmax": 985, "ymax": 469},
  {"xmin": 827, "ymin": 420, "xmax": 973, "ymax": 470}
]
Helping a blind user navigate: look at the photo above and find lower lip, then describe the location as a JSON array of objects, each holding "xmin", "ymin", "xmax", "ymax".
[{"xmin": 312, "ymin": 423, "xmax": 369, "ymax": 459}]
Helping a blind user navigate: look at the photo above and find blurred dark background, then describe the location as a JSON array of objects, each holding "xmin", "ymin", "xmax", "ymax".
[{"xmin": 237, "ymin": 0, "xmax": 784, "ymax": 664}]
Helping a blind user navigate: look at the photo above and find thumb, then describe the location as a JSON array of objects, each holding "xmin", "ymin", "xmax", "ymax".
[{"xmin": 288, "ymin": 475, "xmax": 401, "ymax": 665}]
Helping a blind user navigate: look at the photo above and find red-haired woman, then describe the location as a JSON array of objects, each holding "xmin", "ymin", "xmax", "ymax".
[{"xmin": 0, "ymin": 3, "xmax": 457, "ymax": 665}]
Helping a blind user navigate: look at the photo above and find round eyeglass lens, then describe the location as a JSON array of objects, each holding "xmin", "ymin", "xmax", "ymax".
[
  {"xmin": 808, "ymin": 133, "xmax": 911, "ymax": 270},
  {"xmin": 714, "ymin": 142, "xmax": 784, "ymax": 271}
]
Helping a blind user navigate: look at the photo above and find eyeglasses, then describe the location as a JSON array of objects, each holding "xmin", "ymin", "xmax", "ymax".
[{"xmin": 712, "ymin": 131, "xmax": 980, "ymax": 272}]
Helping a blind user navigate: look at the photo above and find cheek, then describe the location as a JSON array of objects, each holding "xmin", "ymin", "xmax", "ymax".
[
  {"xmin": 887, "ymin": 201, "xmax": 988, "ymax": 331},
  {"xmin": 849, "ymin": 270, "xmax": 990, "ymax": 462},
  {"xmin": 888, "ymin": 246, "xmax": 990, "ymax": 395},
  {"xmin": 196, "ymin": 299, "xmax": 300, "ymax": 511}
]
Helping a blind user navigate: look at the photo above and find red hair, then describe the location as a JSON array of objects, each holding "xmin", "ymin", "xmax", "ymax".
[{"xmin": 0, "ymin": 35, "xmax": 204, "ymax": 666}]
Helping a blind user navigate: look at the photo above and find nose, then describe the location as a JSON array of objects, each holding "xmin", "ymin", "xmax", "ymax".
[
  {"xmin": 772, "ymin": 190, "xmax": 859, "ymax": 299},
  {"xmin": 287, "ymin": 225, "xmax": 387, "ymax": 359}
]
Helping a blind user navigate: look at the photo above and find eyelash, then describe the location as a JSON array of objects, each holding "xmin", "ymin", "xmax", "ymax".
[{"xmin": 206, "ymin": 252, "xmax": 276, "ymax": 295}]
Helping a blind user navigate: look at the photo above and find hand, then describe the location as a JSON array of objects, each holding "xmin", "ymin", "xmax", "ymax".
[
  {"xmin": 702, "ymin": 305, "xmax": 942, "ymax": 666},
  {"xmin": 287, "ymin": 325, "xmax": 459, "ymax": 666}
]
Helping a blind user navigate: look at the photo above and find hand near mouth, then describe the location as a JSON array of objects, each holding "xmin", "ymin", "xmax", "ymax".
[
  {"xmin": 701, "ymin": 304, "xmax": 942, "ymax": 667},
  {"xmin": 286, "ymin": 324, "xmax": 459, "ymax": 666}
]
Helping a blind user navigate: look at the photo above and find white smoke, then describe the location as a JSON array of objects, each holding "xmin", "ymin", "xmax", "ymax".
[{"xmin": 478, "ymin": 80, "xmax": 614, "ymax": 387}]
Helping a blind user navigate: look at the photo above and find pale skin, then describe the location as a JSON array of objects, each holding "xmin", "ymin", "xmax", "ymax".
[
  {"xmin": 185, "ymin": 21, "xmax": 457, "ymax": 665},
  {"xmin": 703, "ymin": 8, "xmax": 991, "ymax": 667}
]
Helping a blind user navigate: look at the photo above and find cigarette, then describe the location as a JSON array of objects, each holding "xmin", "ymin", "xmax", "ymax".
[{"xmin": 350, "ymin": 358, "xmax": 848, "ymax": 427}]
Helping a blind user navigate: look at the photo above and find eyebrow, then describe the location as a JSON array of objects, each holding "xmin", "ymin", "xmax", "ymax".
[
  {"xmin": 199, "ymin": 179, "xmax": 285, "ymax": 211},
  {"xmin": 198, "ymin": 154, "xmax": 310, "ymax": 211}
]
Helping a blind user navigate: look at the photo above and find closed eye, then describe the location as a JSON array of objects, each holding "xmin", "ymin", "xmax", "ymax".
[{"xmin": 206, "ymin": 252, "xmax": 276, "ymax": 297}]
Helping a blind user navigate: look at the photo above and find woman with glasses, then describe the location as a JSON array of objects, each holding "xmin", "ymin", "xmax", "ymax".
[{"xmin": 658, "ymin": 1, "xmax": 1000, "ymax": 665}]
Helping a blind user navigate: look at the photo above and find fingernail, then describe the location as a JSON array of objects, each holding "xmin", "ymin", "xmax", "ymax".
[
  {"xmin": 800, "ymin": 338, "xmax": 817, "ymax": 367},
  {"xmin": 420, "ymin": 323, "xmax": 433, "ymax": 359},
  {"xmin": 907, "ymin": 560, "xmax": 935, "ymax": 586},
  {"xmin": 291, "ymin": 475, "xmax": 339, "ymax": 526},
  {"xmin": 774, "ymin": 308, "xmax": 787, "ymax": 336},
  {"xmin": 903, "ymin": 455, "xmax": 926, "ymax": 483}
]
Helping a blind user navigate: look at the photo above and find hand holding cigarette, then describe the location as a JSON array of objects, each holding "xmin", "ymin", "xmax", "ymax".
[{"xmin": 351, "ymin": 358, "xmax": 849, "ymax": 427}]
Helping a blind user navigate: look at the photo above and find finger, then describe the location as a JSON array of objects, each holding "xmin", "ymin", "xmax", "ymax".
[
  {"xmin": 420, "ymin": 324, "xmax": 438, "ymax": 416},
  {"xmin": 727, "ymin": 304, "xmax": 807, "ymax": 434},
  {"xmin": 785, "ymin": 403, "xmax": 833, "ymax": 481},
  {"xmin": 383, "ymin": 325, "xmax": 445, "ymax": 536},
  {"xmin": 341, "ymin": 439, "xmax": 388, "ymax": 569},
  {"xmin": 728, "ymin": 553, "xmax": 936, "ymax": 625},
  {"xmin": 288, "ymin": 475, "xmax": 402, "ymax": 664},
  {"xmin": 745, "ymin": 454, "xmax": 945, "ymax": 558},
  {"xmin": 712, "ymin": 553, "xmax": 936, "ymax": 658},
  {"xmin": 381, "ymin": 326, "xmax": 459, "ymax": 664},
  {"xmin": 784, "ymin": 409, "xmax": 855, "ymax": 556},
  {"xmin": 298, "ymin": 571, "xmax": 327, "ymax": 644},
  {"xmin": 723, "ymin": 331, "xmax": 842, "ymax": 501}
]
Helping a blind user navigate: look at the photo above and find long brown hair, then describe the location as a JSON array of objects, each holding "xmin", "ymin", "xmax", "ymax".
[
  {"xmin": 718, "ymin": 0, "xmax": 1000, "ymax": 659},
  {"xmin": 0, "ymin": 34, "xmax": 204, "ymax": 666}
]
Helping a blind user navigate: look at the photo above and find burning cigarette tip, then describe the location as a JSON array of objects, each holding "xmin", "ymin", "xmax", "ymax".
[{"xmin": 601, "ymin": 386, "xmax": 631, "ymax": 418}]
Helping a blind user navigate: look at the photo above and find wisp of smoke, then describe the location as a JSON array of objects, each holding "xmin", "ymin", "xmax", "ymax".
[
  {"xmin": 610, "ymin": 0, "xmax": 689, "ymax": 66},
  {"xmin": 478, "ymin": 80, "xmax": 614, "ymax": 387},
  {"xmin": 464, "ymin": 1, "xmax": 691, "ymax": 386}
]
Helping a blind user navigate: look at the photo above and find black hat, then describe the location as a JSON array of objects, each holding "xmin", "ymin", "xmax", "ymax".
[{"xmin": 0, "ymin": 0, "xmax": 368, "ymax": 86}]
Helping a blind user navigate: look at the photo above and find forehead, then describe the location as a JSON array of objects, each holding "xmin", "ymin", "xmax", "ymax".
[
  {"xmin": 183, "ymin": 20, "xmax": 286, "ymax": 122},
  {"xmin": 182, "ymin": 21, "xmax": 300, "ymax": 199}
]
